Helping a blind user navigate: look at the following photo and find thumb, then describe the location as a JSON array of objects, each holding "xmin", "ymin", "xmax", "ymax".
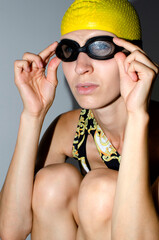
[
  {"xmin": 114, "ymin": 52, "xmax": 127, "ymax": 79},
  {"xmin": 115, "ymin": 52, "xmax": 138, "ymax": 82},
  {"xmin": 46, "ymin": 56, "xmax": 61, "ymax": 87}
]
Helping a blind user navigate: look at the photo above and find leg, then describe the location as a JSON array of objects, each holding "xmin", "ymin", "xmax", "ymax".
[
  {"xmin": 77, "ymin": 168, "xmax": 118, "ymax": 240},
  {"xmin": 31, "ymin": 163, "xmax": 82, "ymax": 240}
]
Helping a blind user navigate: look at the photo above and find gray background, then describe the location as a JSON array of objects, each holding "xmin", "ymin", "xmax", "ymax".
[{"xmin": 0, "ymin": 0, "xmax": 158, "ymax": 239}]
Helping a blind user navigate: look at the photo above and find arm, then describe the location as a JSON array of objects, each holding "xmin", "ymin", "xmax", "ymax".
[
  {"xmin": 35, "ymin": 114, "xmax": 61, "ymax": 174},
  {"xmin": 112, "ymin": 38, "xmax": 159, "ymax": 240},
  {"xmin": 0, "ymin": 113, "xmax": 43, "ymax": 239},
  {"xmin": 0, "ymin": 43, "xmax": 61, "ymax": 240},
  {"xmin": 112, "ymin": 112, "xmax": 158, "ymax": 240}
]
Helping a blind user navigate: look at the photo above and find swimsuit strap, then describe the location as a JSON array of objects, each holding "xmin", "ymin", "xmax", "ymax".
[
  {"xmin": 72, "ymin": 109, "xmax": 91, "ymax": 173},
  {"xmin": 90, "ymin": 113, "xmax": 121, "ymax": 170},
  {"xmin": 72, "ymin": 109, "xmax": 121, "ymax": 173}
]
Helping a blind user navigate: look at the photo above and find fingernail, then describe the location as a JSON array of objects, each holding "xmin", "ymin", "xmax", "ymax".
[
  {"xmin": 113, "ymin": 37, "xmax": 120, "ymax": 41},
  {"xmin": 39, "ymin": 62, "xmax": 43, "ymax": 68},
  {"xmin": 26, "ymin": 66, "xmax": 30, "ymax": 72},
  {"xmin": 131, "ymin": 72, "xmax": 138, "ymax": 81},
  {"xmin": 125, "ymin": 64, "xmax": 128, "ymax": 73}
]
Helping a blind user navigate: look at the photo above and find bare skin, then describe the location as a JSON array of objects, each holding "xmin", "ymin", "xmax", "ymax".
[{"xmin": 0, "ymin": 30, "xmax": 158, "ymax": 240}]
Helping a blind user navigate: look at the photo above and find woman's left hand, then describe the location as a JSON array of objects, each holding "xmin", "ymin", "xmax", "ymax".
[{"xmin": 113, "ymin": 37, "xmax": 158, "ymax": 113}]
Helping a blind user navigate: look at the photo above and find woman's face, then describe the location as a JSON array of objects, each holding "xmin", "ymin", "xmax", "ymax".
[{"xmin": 61, "ymin": 30, "xmax": 121, "ymax": 109}]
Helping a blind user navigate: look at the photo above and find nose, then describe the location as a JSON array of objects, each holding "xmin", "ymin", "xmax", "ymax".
[{"xmin": 75, "ymin": 52, "xmax": 94, "ymax": 75}]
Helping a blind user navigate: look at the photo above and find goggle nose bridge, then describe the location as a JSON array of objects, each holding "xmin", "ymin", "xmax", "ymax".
[{"xmin": 75, "ymin": 45, "xmax": 87, "ymax": 54}]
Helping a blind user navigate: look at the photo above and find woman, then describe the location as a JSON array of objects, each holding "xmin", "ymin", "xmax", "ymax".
[{"xmin": 0, "ymin": 0, "xmax": 158, "ymax": 239}]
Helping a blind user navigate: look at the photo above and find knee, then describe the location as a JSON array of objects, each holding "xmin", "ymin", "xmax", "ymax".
[
  {"xmin": 78, "ymin": 169, "xmax": 118, "ymax": 227},
  {"xmin": 32, "ymin": 163, "xmax": 82, "ymax": 216}
]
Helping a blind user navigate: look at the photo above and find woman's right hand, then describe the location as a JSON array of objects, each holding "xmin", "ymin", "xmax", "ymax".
[{"xmin": 14, "ymin": 42, "xmax": 61, "ymax": 118}]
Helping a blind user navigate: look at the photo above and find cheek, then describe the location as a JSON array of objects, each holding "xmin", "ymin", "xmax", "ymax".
[
  {"xmin": 62, "ymin": 62, "xmax": 67, "ymax": 75},
  {"xmin": 99, "ymin": 58, "xmax": 119, "ymax": 74},
  {"xmin": 62, "ymin": 62, "xmax": 74, "ymax": 83},
  {"xmin": 97, "ymin": 59, "xmax": 120, "ymax": 86}
]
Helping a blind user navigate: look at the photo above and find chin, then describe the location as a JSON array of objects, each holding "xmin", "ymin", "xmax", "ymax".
[
  {"xmin": 76, "ymin": 94, "xmax": 121, "ymax": 110},
  {"xmin": 74, "ymin": 96, "xmax": 97, "ymax": 109},
  {"xmin": 77, "ymin": 100, "xmax": 107, "ymax": 110}
]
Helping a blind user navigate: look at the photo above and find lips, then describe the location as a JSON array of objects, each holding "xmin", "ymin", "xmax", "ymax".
[{"xmin": 76, "ymin": 83, "xmax": 99, "ymax": 95}]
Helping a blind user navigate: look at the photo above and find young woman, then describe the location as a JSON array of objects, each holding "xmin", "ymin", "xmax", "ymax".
[{"xmin": 0, "ymin": 0, "xmax": 158, "ymax": 239}]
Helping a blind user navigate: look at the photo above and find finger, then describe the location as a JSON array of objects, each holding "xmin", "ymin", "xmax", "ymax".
[
  {"xmin": 14, "ymin": 60, "xmax": 30, "ymax": 75},
  {"xmin": 38, "ymin": 41, "xmax": 58, "ymax": 64},
  {"xmin": 125, "ymin": 50, "xmax": 159, "ymax": 75},
  {"xmin": 14, "ymin": 60, "xmax": 31, "ymax": 87},
  {"xmin": 113, "ymin": 37, "xmax": 144, "ymax": 54},
  {"xmin": 115, "ymin": 52, "xmax": 139, "ymax": 82},
  {"xmin": 114, "ymin": 52, "xmax": 128, "ymax": 78},
  {"xmin": 46, "ymin": 56, "xmax": 61, "ymax": 87},
  {"xmin": 114, "ymin": 37, "xmax": 159, "ymax": 72},
  {"xmin": 128, "ymin": 60, "xmax": 157, "ymax": 83},
  {"xmin": 23, "ymin": 52, "xmax": 43, "ymax": 68},
  {"xmin": 44, "ymin": 51, "xmax": 57, "ymax": 65}
]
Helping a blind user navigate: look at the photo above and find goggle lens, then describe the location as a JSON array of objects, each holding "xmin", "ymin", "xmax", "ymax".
[
  {"xmin": 62, "ymin": 45, "xmax": 74, "ymax": 58},
  {"xmin": 88, "ymin": 41, "xmax": 115, "ymax": 58}
]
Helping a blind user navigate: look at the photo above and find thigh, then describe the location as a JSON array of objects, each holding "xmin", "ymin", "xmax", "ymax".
[
  {"xmin": 79, "ymin": 168, "xmax": 118, "ymax": 196},
  {"xmin": 77, "ymin": 168, "xmax": 118, "ymax": 239},
  {"xmin": 78, "ymin": 168, "xmax": 118, "ymax": 212}
]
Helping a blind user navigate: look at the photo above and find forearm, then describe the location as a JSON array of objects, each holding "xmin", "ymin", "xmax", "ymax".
[
  {"xmin": 112, "ymin": 111, "xmax": 158, "ymax": 240},
  {"xmin": 0, "ymin": 112, "xmax": 44, "ymax": 238}
]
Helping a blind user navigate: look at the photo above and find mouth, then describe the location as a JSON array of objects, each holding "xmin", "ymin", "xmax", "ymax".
[{"xmin": 76, "ymin": 83, "xmax": 99, "ymax": 95}]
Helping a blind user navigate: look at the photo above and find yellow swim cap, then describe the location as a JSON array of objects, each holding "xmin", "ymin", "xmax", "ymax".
[{"xmin": 61, "ymin": 0, "xmax": 141, "ymax": 40}]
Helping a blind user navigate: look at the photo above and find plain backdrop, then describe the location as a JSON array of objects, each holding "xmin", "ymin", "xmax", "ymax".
[{"xmin": 0, "ymin": 0, "xmax": 158, "ymax": 239}]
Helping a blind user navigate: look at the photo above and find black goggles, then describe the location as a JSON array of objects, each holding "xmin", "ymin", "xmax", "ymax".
[
  {"xmin": 56, "ymin": 36, "xmax": 142, "ymax": 62},
  {"xmin": 56, "ymin": 36, "xmax": 124, "ymax": 62}
]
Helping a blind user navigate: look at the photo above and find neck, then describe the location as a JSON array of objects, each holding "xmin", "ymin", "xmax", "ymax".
[{"xmin": 92, "ymin": 97, "xmax": 127, "ymax": 153}]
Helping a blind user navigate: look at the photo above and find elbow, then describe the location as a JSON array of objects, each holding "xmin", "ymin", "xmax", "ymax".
[
  {"xmin": 0, "ymin": 199, "xmax": 32, "ymax": 240},
  {"xmin": 0, "ymin": 227, "xmax": 31, "ymax": 240},
  {"xmin": 0, "ymin": 217, "xmax": 32, "ymax": 240}
]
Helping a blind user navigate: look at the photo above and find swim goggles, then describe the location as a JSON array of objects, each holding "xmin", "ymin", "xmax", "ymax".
[{"xmin": 56, "ymin": 35, "xmax": 125, "ymax": 62}]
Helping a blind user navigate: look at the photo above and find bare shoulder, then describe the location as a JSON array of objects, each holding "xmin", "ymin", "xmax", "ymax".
[
  {"xmin": 57, "ymin": 108, "xmax": 82, "ymax": 134},
  {"xmin": 35, "ymin": 109, "xmax": 81, "ymax": 173},
  {"xmin": 148, "ymin": 100, "xmax": 159, "ymax": 183}
]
